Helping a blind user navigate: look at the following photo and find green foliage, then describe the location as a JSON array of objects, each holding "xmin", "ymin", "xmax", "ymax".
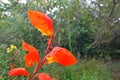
[
  {"xmin": 1, "ymin": 0, "xmax": 96, "ymax": 55},
  {"xmin": 92, "ymin": 0, "xmax": 120, "ymax": 55},
  {"xmin": 40, "ymin": 59, "xmax": 113, "ymax": 80},
  {"xmin": 0, "ymin": 49, "xmax": 9, "ymax": 79},
  {"xmin": 0, "ymin": 0, "xmax": 119, "ymax": 60},
  {"xmin": 49, "ymin": 0, "xmax": 97, "ymax": 56},
  {"xmin": 0, "ymin": 45, "xmax": 113, "ymax": 80},
  {"xmin": 0, "ymin": 1, "xmax": 47, "ymax": 52},
  {"xmin": 0, "ymin": 0, "xmax": 119, "ymax": 80},
  {"xmin": 0, "ymin": 45, "xmax": 27, "ymax": 80},
  {"xmin": 78, "ymin": 59, "xmax": 113, "ymax": 80}
]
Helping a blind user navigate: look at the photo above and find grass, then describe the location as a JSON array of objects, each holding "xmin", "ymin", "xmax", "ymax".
[
  {"xmin": 40, "ymin": 58, "xmax": 113, "ymax": 80},
  {"xmin": 78, "ymin": 59, "xmax": 113, "ymax": 80},
  {"xmin": 111, "ymin": 58, "xmax": 120, "ymax": 80},
  {"xmin": 0, "ymin": 47, "xmax": 113, "ymax": 80}
]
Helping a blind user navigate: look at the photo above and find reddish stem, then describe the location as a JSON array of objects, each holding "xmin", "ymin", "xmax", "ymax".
[{"xmin": 29, "ymin": 35, "xmax": 54, "ymax": 80}]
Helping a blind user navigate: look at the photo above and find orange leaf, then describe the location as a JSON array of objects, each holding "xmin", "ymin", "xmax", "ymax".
[
  {"xmin": 9, "ymin": 63, "xmax": 14, "ymax": 69},
  {"xmin": 22, "ymin": 41, "xmax": 40, "ymax": 67},
  {"xmin": 46, "ymin": 47, "xmax": 78, "ymax": 66},
  {"xmin": 37, "ymin": 72, "xmax": 52, "ymax": 80},
  {"xmin": 28, "ymin": 10, "xmax": 54, "ymax": 36},
  {"xmin": 8, "ymin": 67, "xmax": 30, "ymax": 76}
]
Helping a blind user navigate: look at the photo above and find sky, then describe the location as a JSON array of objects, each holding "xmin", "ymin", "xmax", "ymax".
[
  {"xmin": 1, "ymin": 0, "xmax": 10, "ymax": 4},
  {"xmin": 1, "ymin": 0, "xmax": 94, "ymax": 5},
  {"xmin": 1, "ymin": 0, "xmax": 27, "ymax": 4}
]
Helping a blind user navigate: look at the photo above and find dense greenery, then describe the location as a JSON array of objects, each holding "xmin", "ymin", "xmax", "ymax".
[
  {"xmin": 0, "ymin": 0, "xmax": 120, "ymax": 56},
  {"xmin": 0, "ymin": 0, "xmax": 119, "ymax": 79},
  {"xmin": 0, "ymin": 48, "xmax": 113, "ymax": 80}
]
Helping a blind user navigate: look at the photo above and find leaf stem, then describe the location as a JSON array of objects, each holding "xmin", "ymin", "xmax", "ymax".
[{"xmin": 29, "ymin": 35, "xmax": 54, "ymax": 80}]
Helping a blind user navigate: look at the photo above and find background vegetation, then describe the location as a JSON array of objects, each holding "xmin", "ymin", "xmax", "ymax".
[
  {"xmin": 0, "ymin": 0, "xmax": 120, "ymax": 80},
  {"xmin": 0, "ymin": 0, "xmax": 120, "ymax": 56}
]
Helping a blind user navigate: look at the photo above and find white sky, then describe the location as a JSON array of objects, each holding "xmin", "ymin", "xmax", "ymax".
[
  {"xmin": 1, "ymin": 0, "xmax": 27, "ymax": 4},
  {"xmin": 1, "ymin": 0, "xmax": 10, "ymax": 4},
  {"xmin": 2, "ymin": 0, "xmax": 93, "ymax": 4}
]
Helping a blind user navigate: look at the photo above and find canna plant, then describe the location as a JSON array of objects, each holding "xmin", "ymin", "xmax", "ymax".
[{"xmin": 8, "ymin": 10, "xmax": 78, "ymax": 80}]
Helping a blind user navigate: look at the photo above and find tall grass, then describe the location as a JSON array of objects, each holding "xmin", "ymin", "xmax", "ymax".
[
  {"xmin": 0, "ymin": 46, "xmax": 113, "ymax": 80},
  {"xmin": 41, "ymin": 59, "xmax": 113, "ymax": 80}
]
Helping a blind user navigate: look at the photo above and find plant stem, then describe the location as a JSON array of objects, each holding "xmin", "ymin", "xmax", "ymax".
[{"xmin": 29, "ymin": 35, "xmax": 54, "ymax": 80}]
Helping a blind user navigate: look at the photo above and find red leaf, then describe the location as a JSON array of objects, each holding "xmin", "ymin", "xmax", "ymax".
[
  {"xmin": 22, "ymin": 41, "xmax": 40, "ymax": 67},
  {"xmin": 8, "ymin": 67, "xmax": 30, "ymax": 76},
  {"xmin": 37, "ymin": 73, "xmax": 52, "ymax": 80},
  {"xmin": 46, "ymin": 46, "xmax": 78, "ymax": 66},
  {"xmin": 28, "ymin": 10, "xmax": 54, "ymax": 36},
  {"xmin": 9, "ymin": 63, "xmax": 14, "ymax": 69}
]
